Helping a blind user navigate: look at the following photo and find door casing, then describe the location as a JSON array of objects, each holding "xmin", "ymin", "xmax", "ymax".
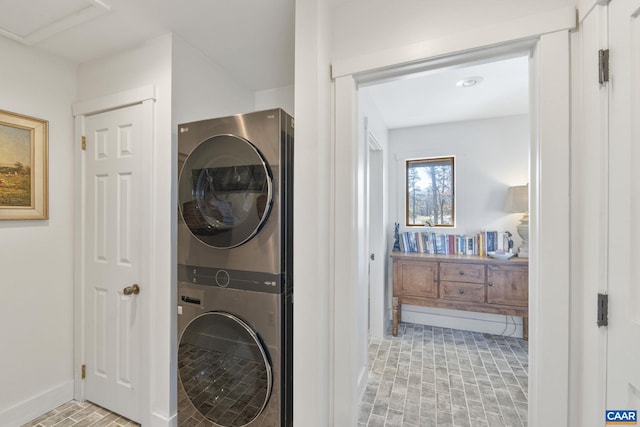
[{"xmin": 331, "ymin": 14, "xmax": 574, "ymax": 427}]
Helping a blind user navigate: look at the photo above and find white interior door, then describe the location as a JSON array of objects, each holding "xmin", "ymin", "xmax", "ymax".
[
  {"xmin": 83, "ymin": 104, "xmax": 144, "ymax": 422},
  {"xmin": 367, "ymin": 130, "xmax": 384, "ymax": 339},
  {"xmin": 607, "ymin": 0, "xmax": 640, "ymax": 414}
]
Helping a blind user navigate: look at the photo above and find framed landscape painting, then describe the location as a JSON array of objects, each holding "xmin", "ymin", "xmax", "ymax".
[{"xmin": 0, "ymin": 109, "xmax": 48, "ymax": 220}]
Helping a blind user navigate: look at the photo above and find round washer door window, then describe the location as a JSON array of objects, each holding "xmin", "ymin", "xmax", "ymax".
[
  {"xmin": 179, "ymin": 134, "xmax": 273, "ymax": 249},
  {"xmin": 179, "ymin": 312, "xmax": 272, "ymax": 427}
]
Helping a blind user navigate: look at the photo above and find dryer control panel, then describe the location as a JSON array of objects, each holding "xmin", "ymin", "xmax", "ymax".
[{"xmin": 177, "ymin": 264, "xmax": 285, "ymax": 294}]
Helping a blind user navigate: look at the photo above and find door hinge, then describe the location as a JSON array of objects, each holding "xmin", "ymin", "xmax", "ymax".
[
  {"xmin": 81, "ymin": 364, "xmax": 86, "ymax": 379},
  {"xmin": 81, "ymin": 136, "xmax": 86, "ymax": 150},
  {"xmin": 597, "ymin": 293, "xmax": 608, "ymax": 327},
  {"xmin": 599, "ymin": 49, "xmax": 610, "ymax": 84}
]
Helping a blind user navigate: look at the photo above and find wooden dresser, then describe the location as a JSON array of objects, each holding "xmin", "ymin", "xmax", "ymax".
[{"xmin": 391, "ymin": 253, "xmax": 529, "ymax": 340}]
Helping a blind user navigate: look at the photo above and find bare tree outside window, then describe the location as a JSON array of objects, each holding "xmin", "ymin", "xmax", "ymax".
[{"xmin": 406, "ymin": 157, "xmax": 455, "ymax": 226}]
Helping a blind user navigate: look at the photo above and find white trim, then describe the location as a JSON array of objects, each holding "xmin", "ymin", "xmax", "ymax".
[
  {"xmin": 331, "ymin": 6, "xmax": 576, "ymax": 79},
  {"xmin": 0, "ymin": 381, "xmax": 73, "ymax": 427},
  {"xmin": 527, "ymin": 31, "xmax": 571, "ymax": 427},
  {"xmin": 72, "ymin": 85, "xmax": 156, "ymax": 116},
  {"xmin": 367, "ymin": 129, "xmax": 383, "ymax": 152},
  {"xmin": 333, "ymin": 75, "xmax": 360, "ymax": 426},
  {"xmin": 401, "ymin": 305, "xmax": 524, "ymax": 338},
  {"xmin": 149, "ymin": 410, "xmax": 177, "ymax": 427},
  {"xmin": 73, "ymin": 115, "xmax": 86, "ymax": 403},
  {"xmin": 578, "ymin": 0, "xmax": 611, "ymax": 23}
]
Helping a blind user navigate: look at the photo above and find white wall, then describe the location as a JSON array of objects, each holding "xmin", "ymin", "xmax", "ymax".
[
  {"xmin": 389, "ymin": 115, "xmax": 529, "ymax": 242},
  {"xmin": 0, "ymin": 36, "xmax": 77, "ymax": 426},
  {"xmin": 293, "ymin": 0, "xmax": 333, "ymax": 425},
  {"xmin": 171, "ymin": 34, "xmax": 255, "ymax": 127},
  {"xmin": 255, "ymin": 85, "xmax": 294, "ymax": 117},
  {"xmin": 330, "ymin": 0, "xmax": 575, "ymax": 62}
]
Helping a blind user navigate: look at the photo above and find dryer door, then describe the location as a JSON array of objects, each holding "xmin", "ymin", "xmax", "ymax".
[
  {"xmin": 179, "ymin": 134, "xmax": 273, "ymax": 249},
  {"xmin": 179, "ymin": 311, "xmax": 272, "ymax": 427}
]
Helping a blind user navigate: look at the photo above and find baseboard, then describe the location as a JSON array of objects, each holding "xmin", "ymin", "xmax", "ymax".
[
  {"xmin": 401, "ymin": 305, "xmax": 524, "ymax": 338},
  {"xmin": 356, "ymin": 364, "xmax": 368, "ymax": 401},
  {"xmin": 149, "ymin": 410, "xmax": 177, "ymax": 427},
  {"xmin": 0, "ymin": 381, "xmax": 74, "ymax": 427}
]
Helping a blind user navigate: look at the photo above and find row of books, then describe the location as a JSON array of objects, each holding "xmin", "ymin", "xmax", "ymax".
[{"xmin": 395, "ymin": 230, "xmax": 512, "ymax": 256}]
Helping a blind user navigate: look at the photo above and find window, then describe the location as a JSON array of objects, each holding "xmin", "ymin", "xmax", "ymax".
[{"xmin": 406, "ymin": 156, "xmax": 455, "ymax": 227}]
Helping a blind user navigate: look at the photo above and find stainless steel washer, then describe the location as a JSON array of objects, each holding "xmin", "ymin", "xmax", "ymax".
[
  {"xmin": 177, "ymin": 109, "xmax": 293, "ymax": 427},
  {"xmin": 178, "ymin": 277, "xmax": 291, "ymax": 427}
]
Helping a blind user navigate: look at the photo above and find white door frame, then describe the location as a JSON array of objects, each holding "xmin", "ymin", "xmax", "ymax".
[
  {"xmin": 331, "ymin": 7, "xmax": 574, "ymax": 426},
  {"xmin": 72, "ymin": 85, "xmax": 155, "ymax": 425}
]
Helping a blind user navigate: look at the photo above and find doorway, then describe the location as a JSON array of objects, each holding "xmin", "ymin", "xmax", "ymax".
[
  {"xmin": 357, "ymin": 51, "xmax": 531, "ymax": 426},
  {"xmin": 360, "ymin": 53, "xmax": 530, "ymax": 339},
  {"xmin": 331, "ymin": 32, "xmax": 571, "ymax": 426}
]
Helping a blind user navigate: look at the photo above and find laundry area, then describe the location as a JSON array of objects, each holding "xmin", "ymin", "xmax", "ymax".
[{"xmin": 2, "ymin": 1, "xmax": 638, "ymax": 427}]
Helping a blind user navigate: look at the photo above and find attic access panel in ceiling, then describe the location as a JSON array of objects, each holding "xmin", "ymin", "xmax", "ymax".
[{"xmin": 0, "ymin": 0, "xmax": 110, "ymax": 45}]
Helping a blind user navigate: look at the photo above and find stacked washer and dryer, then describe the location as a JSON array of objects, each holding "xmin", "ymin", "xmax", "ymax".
[{"xmin": 177, "ymin": 109, "xmax": 293, "ymax": 427}]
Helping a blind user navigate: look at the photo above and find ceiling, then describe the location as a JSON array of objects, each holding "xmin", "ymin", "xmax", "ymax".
[
  {"xmin": 0, "ymin": 0, "xmax": 528, "ymax": 126},
  {"xmin": 0, "ymin": 0, "xmax": 295, "ymax": 92},
  {"xmin": 362, "ymin": 56, "xmax": 530, "ymax": 129}
]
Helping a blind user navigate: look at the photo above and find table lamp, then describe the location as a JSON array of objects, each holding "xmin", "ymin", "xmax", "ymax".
[{"xmin": 504, "ymin": 185, "xmax": 529, "ymax": 258}]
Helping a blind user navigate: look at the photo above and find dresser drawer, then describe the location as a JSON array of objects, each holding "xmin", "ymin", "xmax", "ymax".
[
  {"xmin": 440, "ymin": 281, "xmax": 485, "ymax": 303},
  {"xmin": 439, "ymin": 262, "xmax": 485, "ymax": 283}
]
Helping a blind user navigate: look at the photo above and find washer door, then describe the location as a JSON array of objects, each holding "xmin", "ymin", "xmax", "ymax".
[
  {"xmin": 179, "ymin": 134, "xmax": 273, "ymax": 249},
  {"xmin": 179, "ymin": 312, "xmax": 272, "ymax": 427}
]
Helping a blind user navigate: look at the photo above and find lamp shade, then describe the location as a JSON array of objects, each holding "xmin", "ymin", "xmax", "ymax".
[{"xmin": 504, "ymin": 185, "xmax": 528, "ymax": 213}]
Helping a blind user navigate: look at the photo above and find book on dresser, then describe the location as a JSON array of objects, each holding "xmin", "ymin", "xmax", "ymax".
[{"xmin": 394, "ymin": 230, "xmax": 509, "ymax": 257}]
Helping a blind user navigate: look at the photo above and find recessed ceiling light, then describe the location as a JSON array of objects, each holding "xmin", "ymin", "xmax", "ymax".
[{"xmin": 456, "ymin": 76, "xmax": 484, "ymax": 87}]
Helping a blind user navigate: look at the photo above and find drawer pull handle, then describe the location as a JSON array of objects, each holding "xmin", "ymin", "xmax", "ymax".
[
  {"xmin": 459, "ymin": 271, "xmax": 465, "ymax": 275},
  {"xmin": 459, "ymin": 289, "xmax": 465, "ymax": 294},
  {"xmin": 488, "ymin": 282, "xmax": 494, "ymax": 287}
]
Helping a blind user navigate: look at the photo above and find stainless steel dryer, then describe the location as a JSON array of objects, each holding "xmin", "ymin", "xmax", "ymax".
[
  {"xmin": 177, "ymin": 109, "xmax": 293, "ymax": 427},
  {"xmin": 177, "ymin": 108, "xmax": 293, "ymax": 275}
]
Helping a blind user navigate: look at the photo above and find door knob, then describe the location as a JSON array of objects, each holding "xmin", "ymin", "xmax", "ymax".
[{"xmin": 123, "ymin": 284, "xmax": 140, "ymax": 295}]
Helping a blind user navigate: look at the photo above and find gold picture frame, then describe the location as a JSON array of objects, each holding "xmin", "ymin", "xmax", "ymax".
[{"xmin": 0, "ymin": 109, "xmax": 48, "ymax": 220}]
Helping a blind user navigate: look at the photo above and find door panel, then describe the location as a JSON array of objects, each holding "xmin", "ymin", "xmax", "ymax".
[
  {"xmin": 607, "ymin": 0, "xmax": 640, "ymax": 414},
  {"xmin": 84, "ymin": 104, "xmax": 143, "ymax": 422}
]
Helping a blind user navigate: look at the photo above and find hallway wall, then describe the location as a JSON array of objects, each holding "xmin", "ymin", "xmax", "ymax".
[{"xmin": 0, "ymin": 36, "xmax": 77, "ymax": 426}]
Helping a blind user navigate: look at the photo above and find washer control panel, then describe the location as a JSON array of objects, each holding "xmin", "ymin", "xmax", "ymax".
[{"xmin": 177, "ymin": 264, "xmax": 285, "ymax": 294}]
